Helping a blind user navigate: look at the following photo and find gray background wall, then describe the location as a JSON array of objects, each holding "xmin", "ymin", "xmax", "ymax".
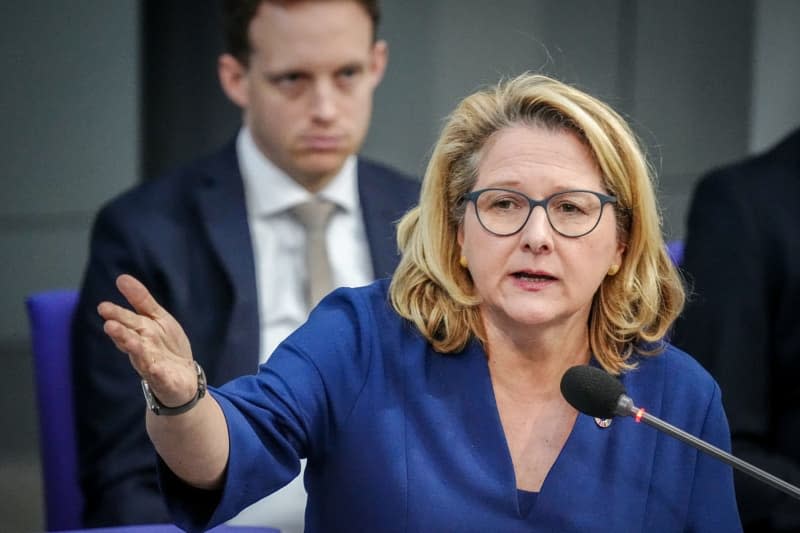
[
  {"xmin": 1, "ymin": 2, "xmax": 140, "ymax": 531},
  {"xmin": 2, "ymin": 1, "xmax": 799, "ymax": 530}
]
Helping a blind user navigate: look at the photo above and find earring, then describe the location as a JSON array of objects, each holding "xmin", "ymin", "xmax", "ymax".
[
  {"xmin": 459, "ymin": 256, "xmax": 468, "ymax": 268},
  {"xmin": 607, "ymin": 264, "xmax": 620, "ymax": 276}
]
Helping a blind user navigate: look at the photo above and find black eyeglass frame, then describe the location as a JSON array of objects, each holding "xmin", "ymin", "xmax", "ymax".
[{"xmin": 463, "ymin": 187, "xmax": 619, "ymax": 238}]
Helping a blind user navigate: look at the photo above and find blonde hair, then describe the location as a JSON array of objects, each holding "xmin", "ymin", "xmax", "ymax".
[{"xmin": 390, "ymin": 73, "xmax": 684, "ymax": 374}]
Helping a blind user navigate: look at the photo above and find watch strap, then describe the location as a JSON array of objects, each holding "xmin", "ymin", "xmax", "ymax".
[{"xmin": 141, "ymin": 360, "xmax": 207, "ymax": 416}]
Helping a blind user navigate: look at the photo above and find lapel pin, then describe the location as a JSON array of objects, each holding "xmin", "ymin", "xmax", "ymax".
[{"xmin": 594, "ymin": 417, "xmax": 612, "ymax": 428}]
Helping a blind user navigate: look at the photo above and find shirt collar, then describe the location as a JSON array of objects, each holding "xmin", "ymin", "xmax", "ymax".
[{"xmin": 237, "ymin": 127, "xmax": 358, "ymax": 218}]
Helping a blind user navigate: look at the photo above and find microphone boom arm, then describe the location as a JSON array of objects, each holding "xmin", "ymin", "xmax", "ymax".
[{"xmin": 615, "ymin": 395, "xmax": 800, "ymax": 501}]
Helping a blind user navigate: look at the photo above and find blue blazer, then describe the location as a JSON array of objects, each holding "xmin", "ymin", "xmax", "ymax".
[
  {"xmin": 71, "ymin": 141, "xmax": 420, "ymax": 526},
  {"xmin": 161, "ymin": 280, "xmax": 742, "ymax": 532}
]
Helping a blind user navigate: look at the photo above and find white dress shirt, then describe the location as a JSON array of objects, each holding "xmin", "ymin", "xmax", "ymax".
[
  {"xmin": 228, "ymin": 127, "xmax": 373, "ymax": 532},
  {"xmin": 238, "ymin": 127, "xmax": 374, "ymax": 364}
]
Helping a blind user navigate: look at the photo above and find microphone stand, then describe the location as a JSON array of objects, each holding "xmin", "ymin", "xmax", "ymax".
[{"xmin": 614, "ymin": 395, "xmax": 800, "ymax": 500}]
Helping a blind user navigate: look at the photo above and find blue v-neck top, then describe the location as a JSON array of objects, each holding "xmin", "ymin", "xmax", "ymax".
[{"xmin": 161, "ymin": 279, "xmax": 741, "ymax": 532}]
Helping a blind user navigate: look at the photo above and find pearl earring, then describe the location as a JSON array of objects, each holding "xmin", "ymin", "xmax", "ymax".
[
  {"xmin": 459, "ymin": 256, "xmax": 468, "ymax": 268},
  {"xmin": 607, "ymin": 264, "xmax": 620, "ymax": 276}
]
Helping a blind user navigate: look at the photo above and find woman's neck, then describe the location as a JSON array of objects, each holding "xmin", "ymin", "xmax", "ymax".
[{"xmin": 483, "ymin": 320, "xmax": 591, "ymax": 399}]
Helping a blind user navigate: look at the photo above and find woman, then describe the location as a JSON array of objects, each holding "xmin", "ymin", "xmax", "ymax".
[{"xmin": 100, "ymin": 74, "xmax": 741, "ymax": 531}]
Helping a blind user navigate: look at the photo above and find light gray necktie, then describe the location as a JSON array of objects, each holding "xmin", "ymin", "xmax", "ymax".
[{"xmin": 290, "ymin": 198, "xmax": 336, "ymax": 309}]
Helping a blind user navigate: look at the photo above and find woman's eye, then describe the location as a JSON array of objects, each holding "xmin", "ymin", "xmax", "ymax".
[{"xmin": 491, "ymin": 197, "xmax": 521, "ymax": 210}]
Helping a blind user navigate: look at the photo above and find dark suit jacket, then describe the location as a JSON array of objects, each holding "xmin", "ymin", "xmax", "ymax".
[
  {"xmin": 71, "ymin": 140, "xmax": 420, "ymax": 526},
  {"xmin": 672, "ymin": 128, "xmax": 800, "ymax": 532}
]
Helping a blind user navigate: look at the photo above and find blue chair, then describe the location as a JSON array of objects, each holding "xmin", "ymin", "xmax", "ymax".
[
  {"xmin": 25, "ymin": 289, "xmax": 82, "ymax": 531},
  {"xmin": 666, "ymin": 239, "xmax": 684, "ymax": 266}
]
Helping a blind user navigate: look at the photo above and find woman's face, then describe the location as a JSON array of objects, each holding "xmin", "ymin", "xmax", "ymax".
[{"xmin": 457, "ymin": 124, "xmax": 625, "ymax": 336}]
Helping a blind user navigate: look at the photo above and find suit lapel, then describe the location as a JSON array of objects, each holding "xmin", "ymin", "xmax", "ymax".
[
  {"xmin": 358, "ymin": 159, "xmax": 407, "ymax": 279},
  {"xmin": 191, "ymin": 143, "xmax": 261, "ymax": 381}
]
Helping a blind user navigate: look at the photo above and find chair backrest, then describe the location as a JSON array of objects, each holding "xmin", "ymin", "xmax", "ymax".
[
  {"xmin": 25, "ymin": 289, "xmax": 83, "ymax": 531},
  {"xmin": 666, "ymin": 239, "xmax": 685, "ymax": 267}
]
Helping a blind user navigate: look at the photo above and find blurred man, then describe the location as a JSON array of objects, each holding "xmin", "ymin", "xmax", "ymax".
[
  {"xmin": 72, "ymin": 1, "xmax": 419, "ymax": 531},
  {"xmin": 673, "ymin": 127, "xmax": 800, "ymax": 532}
]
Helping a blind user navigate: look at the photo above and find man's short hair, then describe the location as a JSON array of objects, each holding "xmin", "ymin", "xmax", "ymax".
[{"xmin": 223, "ymin": 0, "xmax": 381, "ymax": 67}]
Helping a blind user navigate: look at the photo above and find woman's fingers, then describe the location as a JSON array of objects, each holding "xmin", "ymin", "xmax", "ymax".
[
  {"xmin": 116, "ymin": 274, "xmax": 167, "ymax": 321},
  {"xmin": 113, "ymin": 274, "xmax": 192, "ymax": 358},
  {"xmin": 97, "ymin": 300, "xmax": 148, "ymax": 332},
  {"xmin": 98, "ymin": 274, "xmax": 198, "ymax": 404},
  {"xmin": 99, "ymin": 301, "xmax": 172, "ymax": 365},
  {"xmin": 102, "ymin": 318, "xmax": 149, "ymax": 369}
]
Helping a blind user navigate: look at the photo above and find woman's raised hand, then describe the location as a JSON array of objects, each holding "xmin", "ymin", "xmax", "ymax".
[{"xmin": 98, "ymin": 274, "xmax": 199, "ymax": 408}]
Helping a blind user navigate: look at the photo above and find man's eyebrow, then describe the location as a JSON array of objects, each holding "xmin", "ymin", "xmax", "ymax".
[
  {"xmin": 263, "ymin": 68, "xmax": 310, "ymax": 81},
  {"xmin": 337, "ymin": 61, "xmax": 366, "ymax": 70}
]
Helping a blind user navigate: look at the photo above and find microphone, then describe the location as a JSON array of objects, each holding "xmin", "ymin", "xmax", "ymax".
[{"xmin": 560, "ymin": 365, "xmax": 800, "ymax": 501}]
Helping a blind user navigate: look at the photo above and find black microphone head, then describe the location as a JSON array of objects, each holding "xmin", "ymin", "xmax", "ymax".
[{"xmin": 560, "ymin": 365, "xmax": 627, "ymax": 419}]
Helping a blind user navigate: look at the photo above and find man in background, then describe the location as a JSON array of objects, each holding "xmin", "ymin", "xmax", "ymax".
[
  {"xmin": 71, "ymin": 1, "xmax": 419, "ymax": 531},
  {"xmin": 673, "ymin": 127, "xmax": 800, "ymax": 532}
]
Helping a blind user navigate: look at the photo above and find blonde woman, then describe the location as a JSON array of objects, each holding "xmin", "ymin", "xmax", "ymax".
[{"xmin": 100, "ymin": 74, "xmax": 741, "ymax": 531}]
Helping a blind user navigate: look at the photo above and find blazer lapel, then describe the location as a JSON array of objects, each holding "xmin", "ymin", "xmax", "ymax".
[
  {"xmin": 358, "ymin": 159, "xmax": 414, "ymax": 279},
  {"xmin": 191, "ymin": 143, "xmax": 261, "ymax": 382}
]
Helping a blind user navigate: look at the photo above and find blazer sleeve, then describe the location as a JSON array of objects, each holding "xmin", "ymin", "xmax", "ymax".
[
  {"xmin": 674, "ymin": 172, "xmax": 800, "ymax": 528},
  {"xmin": 71, "ymin": 203, "xmax": 171, "ymax": 526},
  {"xmin": 159, "ymin": 287, "xmax": 375, "ymax": 532},
  {"xmin": 673, "ymin": 173, "xmax": 770, "ymax": 442}
]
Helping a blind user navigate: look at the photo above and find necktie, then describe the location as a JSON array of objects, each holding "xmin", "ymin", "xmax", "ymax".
[{"xmin": 290, "ymin": 198, "xmax": 336, "ymax": 309}]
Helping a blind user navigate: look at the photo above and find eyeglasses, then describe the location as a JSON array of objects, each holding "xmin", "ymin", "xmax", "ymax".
[{"xmin": 463, "ymin": 188, "xmax": 618, "ymax": 238}]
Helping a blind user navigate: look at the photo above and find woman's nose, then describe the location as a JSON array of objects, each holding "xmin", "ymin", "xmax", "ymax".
[{"xmin": 520, "ymin": 206, "xmax": 554, "ymax": 252}]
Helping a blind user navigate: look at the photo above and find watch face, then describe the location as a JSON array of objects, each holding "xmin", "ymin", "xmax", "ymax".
[{"xmin": 141, "ymin": 379, "xmax": 160, "ymax": 414}]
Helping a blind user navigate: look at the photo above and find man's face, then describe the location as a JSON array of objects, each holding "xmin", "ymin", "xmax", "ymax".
[{"xmin": 221, "ymin": 1, "xmax": 387, "ymax": 190}]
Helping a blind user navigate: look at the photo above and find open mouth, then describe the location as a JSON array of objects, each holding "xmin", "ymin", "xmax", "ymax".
[{"xmin": 512, "ymin": 272, "xmax": 557, "ymax": 281}]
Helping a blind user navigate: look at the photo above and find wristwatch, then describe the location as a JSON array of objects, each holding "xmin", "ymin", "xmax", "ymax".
[{"xmin": 141, "ymin": 360, "xmax": 207, "ymax": 416}]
